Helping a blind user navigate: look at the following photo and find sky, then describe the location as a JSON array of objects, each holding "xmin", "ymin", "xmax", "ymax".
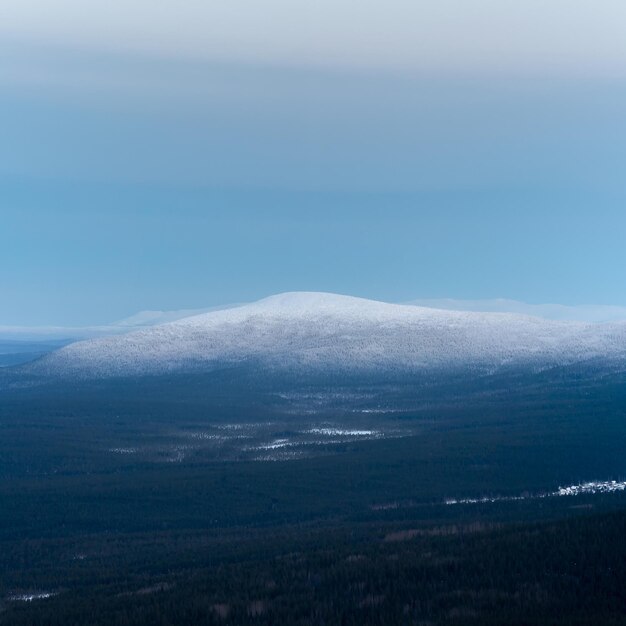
[{"xmin": 1, "ymin": 1, "xmax": 626, "ymax": 325}]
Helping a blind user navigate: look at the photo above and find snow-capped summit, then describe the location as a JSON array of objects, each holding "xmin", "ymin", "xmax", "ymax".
[{"xmin": 25, "ymin": 292, "xmax": 626, "ymax": 379}]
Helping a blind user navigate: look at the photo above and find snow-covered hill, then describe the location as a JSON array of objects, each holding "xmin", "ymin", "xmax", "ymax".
[{"xmin": 25, "ymin": 292, "xmax": 626, "ymax": 379}]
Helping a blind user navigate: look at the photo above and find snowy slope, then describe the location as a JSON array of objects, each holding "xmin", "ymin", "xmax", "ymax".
[{"xmin": 26, "ymin": 292, "xmax": 626, "ymax": 378}]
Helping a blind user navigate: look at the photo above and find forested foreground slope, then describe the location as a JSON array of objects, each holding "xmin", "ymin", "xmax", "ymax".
[{"xmin": 3, "ymin": 508, "xmax": 626, "ymax": 625}]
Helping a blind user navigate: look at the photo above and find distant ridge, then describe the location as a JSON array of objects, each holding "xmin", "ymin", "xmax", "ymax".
[
  {"xmin": 406, "ymin": 298, "xmax": 626, "ymax": 323},
  {"xmin": 0, "ymin": 303, "xmax": 245, "ymax": 341},
  {"xmin": 24, "ymin": 292, "xmax": 626, "ymax": 379}
]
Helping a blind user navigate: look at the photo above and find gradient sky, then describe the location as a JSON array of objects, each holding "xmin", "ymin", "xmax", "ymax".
[{"xmin": 2, "ymin": 1, "xmax": 626, "ymax": 325}]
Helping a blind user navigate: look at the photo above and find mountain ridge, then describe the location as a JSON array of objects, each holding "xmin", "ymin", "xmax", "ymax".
[{"xmin": 23, "ymin": 292, "xmax": 626, "ymax": 380}]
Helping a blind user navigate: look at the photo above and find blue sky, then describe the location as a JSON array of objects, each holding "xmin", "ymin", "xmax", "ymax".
[{"xmin": 2, "ymin": 2, "xmax": 626, "ymax": 324}]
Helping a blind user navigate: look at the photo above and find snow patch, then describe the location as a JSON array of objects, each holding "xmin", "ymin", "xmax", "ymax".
[
  {"xmin": 445, "ymin": 479, "xmax": 626, "ymax": 505},
  {"xmin": 308, "ymin": 428, "xmax": 377, "ymax": 436},
  {"xmin": 8, "ymin": 591, "xmax": 57, "ymax": 602}
]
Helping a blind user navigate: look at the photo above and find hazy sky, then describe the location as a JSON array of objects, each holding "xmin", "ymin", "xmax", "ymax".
[{"xmin": 2, "ymin": 1, "xmax": 626, "ymax": 324}]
